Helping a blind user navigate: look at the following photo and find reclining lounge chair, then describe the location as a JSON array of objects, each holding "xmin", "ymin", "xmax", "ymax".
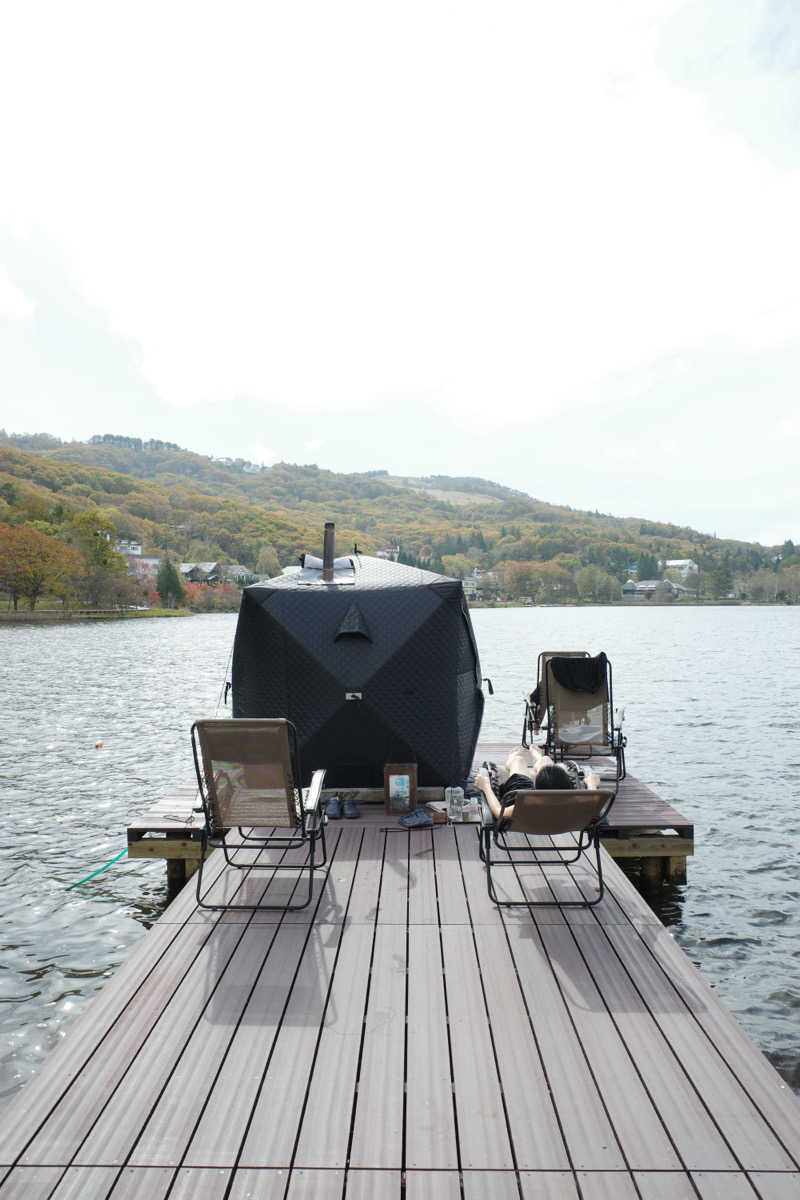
[
  {"xmin": 479, "ymin": 784, "xmax": 615, "ymax": 907},
  {"xmin": 540, "ymin": 651, "xmax": 626, "ymax": 781},
  {"xmin": 522, "ymin": 650, "xmax": 590, "ymax": 745},
  {"xmin": 191, "ymin": 717, "xmax": 327, "ymax": 911}
]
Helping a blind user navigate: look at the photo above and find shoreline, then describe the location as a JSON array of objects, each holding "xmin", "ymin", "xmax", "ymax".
[
  {"xmin": 1, "ymin": 599, "xmax": 790, "ymax": 622},
  {"xmin": 0, "ymin": 607, "xmax": 194, "ymax": 623}
]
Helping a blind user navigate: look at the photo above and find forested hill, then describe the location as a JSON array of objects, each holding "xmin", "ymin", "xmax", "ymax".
[{"xmin": 0, "ymin": 430, "xmax": 794, "ymax": 602}]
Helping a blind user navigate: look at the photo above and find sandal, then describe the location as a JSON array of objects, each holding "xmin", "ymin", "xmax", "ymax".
[{"xmin": 399, "ymin": 808, "xmax": 433, "ymax": 828}]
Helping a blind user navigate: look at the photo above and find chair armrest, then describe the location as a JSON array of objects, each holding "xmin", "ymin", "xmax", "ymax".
[
  {"xmin": 303, "ymin": 769, "xmax": 326, "ymax": 816},
  {"xmin": 480, "ymin": 796, "xmax": 494, "ymax": 828}
]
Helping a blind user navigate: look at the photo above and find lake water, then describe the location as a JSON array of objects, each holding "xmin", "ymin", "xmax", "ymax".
[{"xmin": 0, "ymin": 606, "xmax": 798, "ymax": 1110}]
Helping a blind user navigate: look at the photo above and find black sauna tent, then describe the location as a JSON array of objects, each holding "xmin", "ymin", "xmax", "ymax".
[{"xmin": 232, "ymin": 552, "xmax": 485, "ymax": 788}]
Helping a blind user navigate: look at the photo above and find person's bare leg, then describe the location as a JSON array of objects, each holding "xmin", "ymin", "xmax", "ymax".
[{"xmin": 505, "ymin": 744, "xmax": 555, "ymax": 780}]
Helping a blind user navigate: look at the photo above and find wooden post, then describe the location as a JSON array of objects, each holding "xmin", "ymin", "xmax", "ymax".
[
  {"xmin": 640, "ymin": 856, "xmax": 664, "ymax": 889},
  {"xmin": 666, "ymin": 855, "xmax": 687, "ymax": 884},
  {"xmin": 166, "ymin": 858, "xmax": 187, "ymax": 890}
]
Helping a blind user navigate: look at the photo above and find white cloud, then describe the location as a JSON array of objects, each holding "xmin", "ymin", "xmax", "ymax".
[
  {"xmin": 0, "ymin": 0, "xmax": 798, "ymax": 543},
  {"xmin": 0, "ymin": 264, "xmax": 34, "ymax": 319}
]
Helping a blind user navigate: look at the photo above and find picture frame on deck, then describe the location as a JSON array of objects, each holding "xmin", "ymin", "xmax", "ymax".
[{"xmin": 384, "ymin": 763, "xmax": 418, "ymax": 813}]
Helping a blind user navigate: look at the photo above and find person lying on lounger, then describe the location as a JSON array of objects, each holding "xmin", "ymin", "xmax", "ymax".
[{"xmin": 474, "ymin": 744, "xmax": 600, "ymax": 823}]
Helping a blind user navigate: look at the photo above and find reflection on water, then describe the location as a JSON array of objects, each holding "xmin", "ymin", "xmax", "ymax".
[{"xmin": 1, "ymin": 606, "xmax": 798, "ymax": 1105}]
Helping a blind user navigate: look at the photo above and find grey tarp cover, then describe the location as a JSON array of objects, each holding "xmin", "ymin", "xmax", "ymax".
[{"xmin": 232, "ymin": 554, "xmax": 484, "ymax": 788}]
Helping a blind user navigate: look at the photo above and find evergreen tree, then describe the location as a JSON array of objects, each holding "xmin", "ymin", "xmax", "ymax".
[
  {"xmin": 156, "ymin": 557, "xmax": 186, "ymax": 608},
  {"xmin": 637, "ymin": 552, "xmax": 660, "ymax": 580}
]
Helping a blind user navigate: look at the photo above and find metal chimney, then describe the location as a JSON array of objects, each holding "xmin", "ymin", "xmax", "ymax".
[{"xmin": 322, "ymin": 522, "xmax": 335, "ymax": 581}]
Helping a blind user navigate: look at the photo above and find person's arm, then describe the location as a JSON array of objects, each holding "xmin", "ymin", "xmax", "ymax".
[{"xmin": 474, "ymin": 772, "xmax": 511, "ymax": 822}]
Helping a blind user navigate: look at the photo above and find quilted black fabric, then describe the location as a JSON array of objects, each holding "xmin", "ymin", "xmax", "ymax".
[{"xmin": 232, "ymin": 555, "xmax": 484, "ymax": 787}]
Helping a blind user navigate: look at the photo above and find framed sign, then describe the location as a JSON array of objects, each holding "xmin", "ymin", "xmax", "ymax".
[{"xmin": 384, "ymin": 763, "xmax": 418, "ymax": 813}]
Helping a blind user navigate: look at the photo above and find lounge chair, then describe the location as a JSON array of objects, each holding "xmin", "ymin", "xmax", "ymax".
[
  {"xmin": 478, "ymin": 784, "xmax": 614, "ymax": 907},
  {"xmin": 521, "ymin": 650, "xmax": 590, "ymax": 745},
  {"xmin": 541, "ymin": 651, "xmax": 626, "ymax": 781},
  {"xmin": 191, "ymin": 718, "xmax": 327, "ymax": 911}
]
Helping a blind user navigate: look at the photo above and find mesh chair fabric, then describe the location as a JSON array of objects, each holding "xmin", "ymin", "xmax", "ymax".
[{"xmin": 194, "ymin": 719, "xmax": 300, "ymax": 829}]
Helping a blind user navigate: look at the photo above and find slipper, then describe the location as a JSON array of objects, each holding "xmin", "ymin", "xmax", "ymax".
[
  {"xmin": 326, "ymin": 795, "xmax": 342, "ymax": 819},
  {"xmin": 399, "ymin": 808, "xmax": 433, "ymax": 828},
  {"xmin": 343, "ymin": 798, "xmax": 360, "ymax": 819}
]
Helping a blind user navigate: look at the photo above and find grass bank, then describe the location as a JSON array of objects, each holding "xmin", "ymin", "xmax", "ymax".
[{"xmin": 0, "ymin": 606, "xmax": 192, "ymax": 622}]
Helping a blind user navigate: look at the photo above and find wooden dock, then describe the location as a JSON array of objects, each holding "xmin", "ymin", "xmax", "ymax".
[
  {"xmin": 128, "ymin": 746, "xmax": 694, "ymax": 889},
  {"xmin": 3, "ymin": 809, "xmax": 798, "ymax": 1199}
]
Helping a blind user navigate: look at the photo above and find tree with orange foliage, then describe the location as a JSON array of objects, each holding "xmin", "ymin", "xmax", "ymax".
[{"xmin": 0, "ymin": 522, "xmax": 83, "ymax": 609}]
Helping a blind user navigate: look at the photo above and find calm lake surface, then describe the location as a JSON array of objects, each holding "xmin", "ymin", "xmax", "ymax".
[{"xmin": 1, "ymin": 606, "xmax": 798, "ymax": 1110}]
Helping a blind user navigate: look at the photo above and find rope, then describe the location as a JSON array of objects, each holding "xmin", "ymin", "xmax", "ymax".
[
  {"xmin": 215, "ymin": 641, "xmax": 235, "ymax": 716},
  {"xmin": 65, "ymin": 847, "xmax": 128, "ymax": 890}
]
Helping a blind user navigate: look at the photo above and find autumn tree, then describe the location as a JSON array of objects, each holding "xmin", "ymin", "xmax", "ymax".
[
  {"xmin": 67, "ymin": 510, "xmax": 128, "ymax": 606},
  {"xmin": 255, "ymin": 542, "xmax": 281, "ymax": 577},
  {"xmin": 0, "ymin": 522, "xmax": 82, "ymax": 609}
]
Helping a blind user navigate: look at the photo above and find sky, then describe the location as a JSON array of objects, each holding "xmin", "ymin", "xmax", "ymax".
[{"xmin": 1, "ymin": 0, "xmax": 799, "ymax": 546}]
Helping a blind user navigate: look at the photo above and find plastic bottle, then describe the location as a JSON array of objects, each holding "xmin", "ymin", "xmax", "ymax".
[{"xmin": 445, "ymin": 786, "xmax": 465, "ymax": 822}]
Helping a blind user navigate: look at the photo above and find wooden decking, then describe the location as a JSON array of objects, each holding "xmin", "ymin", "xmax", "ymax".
[
  {"xmin": 3, "ymin": 808, "xmax": 798, "ymax": 1199},
  {"xmin": 129, "ymin": 747, "xmax": 694, "ymax": 888}
]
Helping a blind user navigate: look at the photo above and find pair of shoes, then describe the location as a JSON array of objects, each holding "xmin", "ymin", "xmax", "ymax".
[
  {"xmin": 326, "ymin": 796, "xmax": 342, "ymax": 819},
  {"xmin": 343, "ymin": 798, "xmax": 360, "ymax": 819},
  {"xmin": 399, "ymin": 808, "xmax": 433, "ymax": 828}
]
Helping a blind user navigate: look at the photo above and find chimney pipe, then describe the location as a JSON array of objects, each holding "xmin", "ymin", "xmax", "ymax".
[{"xmin": 322, "ymin": 522, "xmax": 335, "ymax": 581}]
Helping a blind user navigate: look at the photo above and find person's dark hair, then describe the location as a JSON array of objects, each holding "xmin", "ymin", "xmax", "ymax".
[{"xmin": 534, "ymin": 764, "xmax": 573, "ymax": 790}]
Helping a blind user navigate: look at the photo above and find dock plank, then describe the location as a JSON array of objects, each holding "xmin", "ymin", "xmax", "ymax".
[
  {"xmin": 238, "ymin": 924, "xmax": 344, "ymax": 1168},
  {"xmin": 179, "ymin": 922, "xmax": 318, "ymax": 1169},
  {"xmin": 440, "ymin": 924, "xmax": 512, "ymax": 1169},
  {"xmin": 408, "ymin": 828, "xmax": 438, "ymax": 924},
  {"xmin": 539, "ymin": 923, "xmax": 684, "ymax": 1171},
  {"xmin": 348, "ymin": 923, "xmax": 406, "ymax": 1170},
  {"xmin": 605, "ymin": 925, "xmax": 798, "ymax": 1170},
  {"xmin": 635, "ymin": 921, "xmax": 800, "ymax": 1165},
  {"xmin": 431, "ymin": 825, "xmax": 470, "ymax": 925},
  {"xmin": 292, "ymin": 920, "xmax": 375, "ymax": 1168},
  {"xmin": 4, "ymin": 795, "xmax": 798, "ymax": 1197},
  {"xmin": 506, "ymin": 919, "xmax": 627, "ymax": 1171},
  {"xmin": 472, "ymin": 923, "xmax": 569, "ymax": 1169},
  {"xmin": 574, "ymin": 924, "xmax": 740, "ymax": 1170},
  {"xmin": 0, "ymin": 921, "xmax": 189, "ymax": 1165},
  {"xmin": 378, "ymin": 830, "xmax": 408, "ymax": 925},
  {"xmin": 128, "ymin": 922, "xmax": 299, "ymax": 1167},
  {"xmin": 405, "ymin": 924, "xmax": 458, "ymax": 1170}
]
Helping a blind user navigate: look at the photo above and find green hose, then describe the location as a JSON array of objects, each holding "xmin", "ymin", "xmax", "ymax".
[{"xmin": 66, "ymin": 847, "xmax": 128, "ymax": 890}]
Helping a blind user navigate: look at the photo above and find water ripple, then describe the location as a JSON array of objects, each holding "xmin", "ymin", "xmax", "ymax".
[{"xmin": 2, "ymin": 606, "xmax": 799, "ymax": 1105}]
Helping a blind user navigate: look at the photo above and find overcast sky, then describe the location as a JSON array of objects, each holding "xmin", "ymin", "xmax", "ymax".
[{"xmin": 1, "ymin": 1, "xmax": 798, "ymax": 545}]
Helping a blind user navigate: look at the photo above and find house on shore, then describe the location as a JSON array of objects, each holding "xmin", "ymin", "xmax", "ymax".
[{"xmin": 623, "ymin": 578, "xmax": 696, "ymax": 599}]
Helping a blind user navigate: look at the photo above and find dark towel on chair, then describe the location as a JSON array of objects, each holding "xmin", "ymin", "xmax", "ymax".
[{"xmin": 550, "ymin": 652, "xmax": 608, "ymax": 694}]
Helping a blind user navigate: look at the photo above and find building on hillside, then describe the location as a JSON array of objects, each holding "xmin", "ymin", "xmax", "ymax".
[
  {"xmin": 219, "ymin": 564, "xmax": 256, "ymax": 585},
  {"xmin": 623, "ymin": 578, "xmax": 694, "ymax": 599},
  {"xmin": 115, "ymin": 539, "xmax": 142, "ymax": 556},
  {"xmin": 376, "ymin": 545, "xmax": 400, "ymax": 561},
  {"xmin": 180, "ymin": 562, "xmax": 222, "ymax": 585}
]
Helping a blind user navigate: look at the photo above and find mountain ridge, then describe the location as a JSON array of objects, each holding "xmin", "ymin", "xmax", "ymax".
[{"xmin": 1, "ymin": 430, "xmax": 794, "ymax": 604}]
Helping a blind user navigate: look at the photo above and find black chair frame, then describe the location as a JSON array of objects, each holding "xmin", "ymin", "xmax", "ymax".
[
  {"xmin": 477, "ymin": 794, "xmax": 610, "ymax": 908},
  {"xmin": 191, "ymin": 718, "xmax": 327, "ymax": 912}
]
